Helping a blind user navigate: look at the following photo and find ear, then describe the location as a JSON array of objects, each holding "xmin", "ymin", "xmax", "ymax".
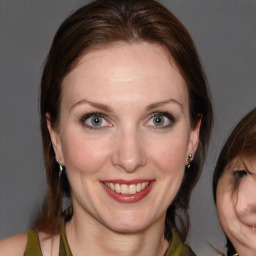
[
  {"xmin": 46, "ymin": 113, "xmax": 65, "ymax": 165},
  {"xmin": 187, "ymin": 117, "xmax": 201, "ymax": 156}
]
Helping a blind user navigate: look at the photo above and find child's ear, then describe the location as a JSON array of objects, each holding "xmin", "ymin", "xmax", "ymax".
[{"xmin": 46, "ymin": 113, "xmax": 65, "ymax": 165}]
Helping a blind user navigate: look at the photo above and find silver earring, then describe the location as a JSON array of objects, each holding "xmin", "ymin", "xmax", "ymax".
[{"xmin": 186, "ymin": 153, "xmax": 193, "ymax": 169}]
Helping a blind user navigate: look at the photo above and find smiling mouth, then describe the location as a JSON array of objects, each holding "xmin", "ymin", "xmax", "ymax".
[
  {"xmin": 103, "ymin": 181, "xmax": 150, "ymax": 195},
  {"xmin": 101, "ymin": 180, "xmax": 154, "ymax": 203}
]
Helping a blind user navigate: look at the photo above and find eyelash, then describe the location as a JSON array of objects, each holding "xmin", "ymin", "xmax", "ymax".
[
  {"xmin": 79, "ymin": 112, "xmax": 175, "ymax": 129},
  {"xmin": 145, "ymin": 112, "xmax": 175, "ymax": 128},
  {"xmin": 80, "ymin": 113, "xmax": 111, "ymax": 130},
  {"xmin": 233, "ymin": 170, "xmax": 248, "ymax": 187},
  {"xmin": 233, "ymin": 170, "xmax": 247, "ymax": 179}
]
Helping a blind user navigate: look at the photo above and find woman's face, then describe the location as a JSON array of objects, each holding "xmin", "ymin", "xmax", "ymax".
[
  {"xmin": 216, "ymin": 157, "xmax": 256, "ymax": 255},
  {"xmin": 48, "ymin": 42, "xmax": 200, "ymax": 233}
]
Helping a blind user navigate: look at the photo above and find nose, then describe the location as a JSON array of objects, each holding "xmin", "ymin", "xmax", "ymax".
[
  {"xmin": 111, "ymin": 129, "xmax": 147, "ymax": 173},
  {"xmin": 235, "ymin": 176, "xmax": 256, "ymax": 227}
]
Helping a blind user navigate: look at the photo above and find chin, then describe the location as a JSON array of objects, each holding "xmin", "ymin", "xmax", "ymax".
[
  {"xmin": 103, "ymin": 211, "xmax": 156, "ymax": 234},
  {"xmin": 108, "ymin": 222, "xmax": 150, "ymax": 234}
]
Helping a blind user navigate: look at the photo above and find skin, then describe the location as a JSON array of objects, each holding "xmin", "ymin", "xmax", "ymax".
[
  {"xmin": 0, "ymin": 42, "xmax": 200, "ymax": 256},
  {"xmin": 216, "ymin": 156, "xmax": 256, "ymax": 256}
]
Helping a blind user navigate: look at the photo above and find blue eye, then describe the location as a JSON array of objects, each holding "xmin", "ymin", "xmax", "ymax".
[
  {"xmin": 146, "ymin": 112, "xmax": 175, "ymax": 128},
  {"xmin": 81, "ymin": 113, "xmax": 111, "ymax": 128}
]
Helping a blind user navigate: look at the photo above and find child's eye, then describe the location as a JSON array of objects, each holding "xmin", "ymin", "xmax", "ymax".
[
  {"xmin": 80, "ymin": 113, "xmax": 111, "ymax": 129},
  {"xmin": 145, "ymin": 112, "xmax": 175, "ymax": 128},
  {"xmin": 233, "ymin": 170, "xmax": 248, "ymax": 188},
  {"xmin": 233, "ymin": 170, "xmax": 248, "ymax": 179}
]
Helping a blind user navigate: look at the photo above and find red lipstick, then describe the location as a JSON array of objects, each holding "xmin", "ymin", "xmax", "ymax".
[{"xmin": 101, "ymin": 180, "xmax": 155, "ymax": 203}]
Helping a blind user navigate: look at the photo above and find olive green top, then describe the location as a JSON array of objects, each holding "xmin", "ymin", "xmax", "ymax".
[{"xmin": 24, "ymin": 220, "xmax": 195, "ymax": 256}]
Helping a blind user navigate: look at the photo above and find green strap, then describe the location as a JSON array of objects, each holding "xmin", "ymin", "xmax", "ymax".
[
  {"xmin": 59, "ymin": 218, "xmax": 72, "ymax": 256},
  {"xmin": 165, "ymin": 229, "xmax": 196, "ymax": 256},
  {"xmin": 24, "ymin": 230, "xmax": 43, "ymax": 256},
  {"xmin": 24, "ymin": 220, "xmax": 72, "ymax": 256}
]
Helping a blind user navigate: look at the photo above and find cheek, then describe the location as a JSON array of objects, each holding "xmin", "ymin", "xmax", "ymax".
[
  {"xmin": 153, "ymin": 139, "xmax": 187, "ymax": 203},
  {"xmin": 216, "ymin": 185, "xmax": 227, "ymax": 219},
  {"xmin": 216, "ymin": 178, "xmax": 238, "ymax": 230},
  {"xmin": 147, "ymin": 134, "xmax": 189, "ymax": 174},
  {"xmin": 235, "ymin": 177, "xmax": 256, "ymax": 223},
  {"xmin": 216, "ymin": 189, "xmax": 229, "ymax": 232},
  {"xmin": 61, "ymin": 131, "xmax": 113, "ymax": 175}
]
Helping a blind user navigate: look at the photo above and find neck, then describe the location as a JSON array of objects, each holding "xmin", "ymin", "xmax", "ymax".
[{"xmin": 65, "ymin": 206, "xmax": 169, "ymax": 256}]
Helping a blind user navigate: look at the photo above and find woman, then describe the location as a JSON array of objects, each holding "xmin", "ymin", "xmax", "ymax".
[
  {"xmin": 213, "ymin": 107, "xmax": 256, "ymax": 256},
  {"xmin": 0, "ymin": 0, "xmax": 213, "ymax": 255}
]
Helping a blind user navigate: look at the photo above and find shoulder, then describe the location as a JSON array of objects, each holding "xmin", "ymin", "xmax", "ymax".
[{"xmin": 0, "ymin": 232, "xmax": 28, "ymax": 256}]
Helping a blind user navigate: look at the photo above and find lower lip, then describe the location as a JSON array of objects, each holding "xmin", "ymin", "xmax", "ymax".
[{"xmin": 101, "ymin": 182, "xmax": 155, "ymax": 203}]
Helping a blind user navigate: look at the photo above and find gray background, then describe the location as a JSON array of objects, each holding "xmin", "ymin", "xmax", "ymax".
[{"xmin": 0, "ymin": 0, "xmax": 255, "ymax": 255}]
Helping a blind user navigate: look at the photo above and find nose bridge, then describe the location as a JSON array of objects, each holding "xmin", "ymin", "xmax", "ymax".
[
  {"xmin": 236, "ymin": 177, "xmax": 256, "ymax": 215},
  {"xmin": 112, "ymin": 126, "xmax": 146, "ymax": 172}
]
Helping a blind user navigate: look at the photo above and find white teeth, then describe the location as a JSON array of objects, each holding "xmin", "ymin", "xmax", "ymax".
[
  {"xmin": 129, "ymin": 184, "xmax": 136, "ymax": 194},
  {"xmin": 120, "ymin": 184, "xmax": 129, "ymax": 194},
  {"xmin": 104, "ymin": 182, "xmax": 150, "ymax": 195},
  {"xmin": 115, "ymin": 183, "xmax": 121, "ymax": 193},
  {"xmin": 136, "ymin": 183, "xmax": 142, "ymax": 192}
]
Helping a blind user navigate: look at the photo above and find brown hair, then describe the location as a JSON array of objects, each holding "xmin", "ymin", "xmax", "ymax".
[
  {"xmin": 213, "ymin": 107, "xmax": 256, "ymax": 255},
  {"xmin": 37, "ymin": 0, "xmax": 213, "ymax": 241}
]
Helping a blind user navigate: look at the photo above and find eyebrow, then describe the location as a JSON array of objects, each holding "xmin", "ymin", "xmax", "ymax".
[
  {"xmin": 70, "ymin": 98, "xmax": 183, "ymax": 112},
  {"xmin": 145, "ymin": 98, "xmax": 183, "ymax": 112},
  {"xmin": 70, "ymin": 99, "xmax": 113, "ymax": 112}
]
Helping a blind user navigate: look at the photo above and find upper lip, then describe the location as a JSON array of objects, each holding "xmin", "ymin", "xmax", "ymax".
[{"xmin": 100, "ymin": 179, "xmax": 155, "ymax": 184}]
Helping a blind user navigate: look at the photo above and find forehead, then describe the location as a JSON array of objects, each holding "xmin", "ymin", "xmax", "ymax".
[{"xmin": 61, "ymin": 42, "xmax": 188, "ymax": 108}]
